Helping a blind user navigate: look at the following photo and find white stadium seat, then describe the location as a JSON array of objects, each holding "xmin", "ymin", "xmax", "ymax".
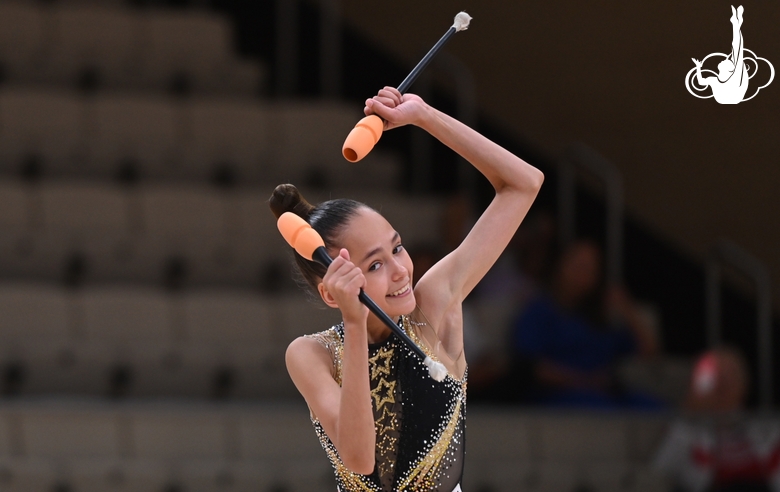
[
  {"xmin": 268, "ymin": 102, "xmax": 363, "ymax": 185},
  {"xmin": 87, "ymin": 95, "xmax": 180, "ymax": 179},
  {"xmin": 0, "ymin": 181, "xmax": 29, "ymax": 229},
  {"xmin": 0, "ymin": 90, "xmax": 85, "ymax": 176},
  {"xmin": 39, "ymin": 181, "xmax": 130, "ymax": 234},
  {"xmin": 132, "ymin": 409, "xmax": 227, "ymax": 460},
  {"xmin": 180, "ymin": 289, "xmax": 276, "ymax": 397},
  {"xmin": 21, "ymin": 408, "xmax": 120, "ymax": 459},
  {"xmin": 183, "ymin": 99, "xmax": 270, "ymax": 182},
  {"xmin": 0, "ymin": 283, "xmax": 86, "ymax": 394},
  {"xmin": 47, "ymin": 7, "xmax": 140, "ymax": 89},
  {"xmin": 142, "ymin": 11, "xmax": 233, "ymax": 92},
  {"xmin": 0, "ymin": 458, "xmax": 59, "ymax": 492},
  {"xmin": 77, "ymin": 286, "xmax": 190, "ymax": 396},
  {"xmin": 237, "ymin": 406, "xmax": 322, "ymax": 461},
  {"xmin": 0, "ymin": 3, "xmax": 45, "ymax": 82}
]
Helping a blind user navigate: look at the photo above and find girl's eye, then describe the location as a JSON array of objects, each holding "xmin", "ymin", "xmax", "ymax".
[
  {"xmin": 393, "ymin": 244, "xmax": 404, "ymax": 254},
  {"xmin": 368, "ymin": 262, "xmax": 381, "ymax": 272}
]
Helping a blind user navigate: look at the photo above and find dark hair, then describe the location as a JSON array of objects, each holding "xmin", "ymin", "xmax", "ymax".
[{"xmin": 269, "ymin": 184, "xmax": 368, "ymax": 291}]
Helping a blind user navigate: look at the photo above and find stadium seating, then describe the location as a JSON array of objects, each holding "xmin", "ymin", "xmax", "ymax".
[
  {"xmin": 0, "ymin": 281, "xmax": 343, "ymax": 398},
  {"xmin": 0, "ymin": 402, "xmax": 672, "ymax": 492},
  {"xmin": 0, "ymin": 88, "xmax": 403, "ymax": 185},
  {"xmin": 0, "ymin": 2, "xmax": 264, "ymax": 95}
]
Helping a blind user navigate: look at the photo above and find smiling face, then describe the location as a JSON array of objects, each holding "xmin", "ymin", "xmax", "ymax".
[{"xmin": 327, "ymin": 207, "xmax": 416, "ymax": 324}]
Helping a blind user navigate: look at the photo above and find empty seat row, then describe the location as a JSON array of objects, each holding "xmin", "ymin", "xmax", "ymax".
[
  {"xmin": 0, "ymin": 283, "xmax": 341, "ymax": 397},
  {"xmin": 0, "ymin": 181, "xmax": 443, "ymax": 287},
  {"xmin": 0, "ymin": 89, "xmax": 400, "ymax": 185},
  {"xmin": 0, "ymin": 402, "xmax": 334, "ymax": 491},
  {"xmin": 0, "ymin": 402, "xmax": 325, "ymax": 460},
  {"xmin": 0, "ymin": 402, "xmax": 675, "ymax": 492},
  {"xmin": 0, "ymin": 3, "xmax": 263, "ymax": 95}
]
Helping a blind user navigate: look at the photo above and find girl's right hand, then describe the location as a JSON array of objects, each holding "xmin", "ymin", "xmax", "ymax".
[
  {"xmin": 363, "ymin": 87, "xmax": 429, "ymax": 131},
  {"xmin": 322, "ymin": 249, "xmax": 369, "ymax": 325}
]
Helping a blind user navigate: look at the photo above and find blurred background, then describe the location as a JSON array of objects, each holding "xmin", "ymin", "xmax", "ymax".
[{"xmin": 0, "ymin": 0, "xmax": 778, "ymax": 490}]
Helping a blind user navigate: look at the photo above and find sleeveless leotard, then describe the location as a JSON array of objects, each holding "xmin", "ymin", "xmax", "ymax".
[{"xmin": 305, "ymin": 315, "xmax": 467, "ymax": 491}]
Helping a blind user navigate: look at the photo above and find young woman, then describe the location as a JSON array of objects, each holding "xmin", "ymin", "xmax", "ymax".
[{"xmin": 269, "ymin": 87, "xmax": 544, "ymax": 491}]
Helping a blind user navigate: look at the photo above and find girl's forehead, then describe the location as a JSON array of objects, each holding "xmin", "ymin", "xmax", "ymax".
[{"xmin": 340, "ymin": 208, "xmax": 395, "ymax": 249}]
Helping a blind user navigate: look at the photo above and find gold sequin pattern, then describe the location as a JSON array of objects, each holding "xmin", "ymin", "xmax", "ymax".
[{"xmin": 304, "ymin": 318, "xmax": 467, "ymax": 491}]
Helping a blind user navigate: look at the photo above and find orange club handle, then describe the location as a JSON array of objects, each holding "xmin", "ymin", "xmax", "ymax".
[{"xmin": 341, "ymin": 115, "xmax": 384, "ymax": 162}]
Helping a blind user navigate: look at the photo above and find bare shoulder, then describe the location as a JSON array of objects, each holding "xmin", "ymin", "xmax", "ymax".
[
  {"xmin": 285, "ymin": 335, "xmax": 333, "ymax": 372},
  {"xmin": 285, "ymin": 333, "xmax": 344, "ymax": 423},
  {"xmin": 286, "ymin": 328, "xmax": 344, "ymax": 391}
]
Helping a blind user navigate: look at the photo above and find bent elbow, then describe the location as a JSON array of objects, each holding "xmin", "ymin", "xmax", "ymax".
[
  {"xmin": 342, "ymin": 453, "xmax": 375, "ymax": 476},
  {"xmin": 532, "ymin": 169, "xmax": 545, "ymax": 192},
  {"xmin": 520, "ymin": 168, "xmax": 544, "ymax": 196}
]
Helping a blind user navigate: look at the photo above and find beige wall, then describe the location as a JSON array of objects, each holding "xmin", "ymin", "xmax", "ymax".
[{"xmin": 340, "ymin": 0, "xmax": 780, "ymax": 306}]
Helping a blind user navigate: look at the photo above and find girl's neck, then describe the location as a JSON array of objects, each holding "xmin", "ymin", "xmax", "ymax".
[{"xmin": 365, "ymin": 315, "xmax": 398, "ymax": 345}]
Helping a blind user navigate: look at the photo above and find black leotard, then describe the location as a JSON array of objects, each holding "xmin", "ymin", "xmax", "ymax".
[{"xmin": 306, "ymin": 315, "xmax": 467, "ymax": 491}]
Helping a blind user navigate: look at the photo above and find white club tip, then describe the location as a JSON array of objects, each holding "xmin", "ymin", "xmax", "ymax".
[
  {"xmin": 453, "ymin": 11, "xmax": 472, "ymax": 32},
  {"xmin": 424, "ymin": 357, "xmax": 448, "ymax": 382}
]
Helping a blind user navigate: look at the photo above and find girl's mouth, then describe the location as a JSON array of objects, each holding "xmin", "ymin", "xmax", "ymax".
[{"xmin": 387, "ymin": 283, "xmax": 411, "ymax": 298}]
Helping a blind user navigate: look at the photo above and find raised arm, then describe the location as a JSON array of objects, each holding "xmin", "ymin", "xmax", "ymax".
[
  {"xmin": 730, "ymin": 6, "xmax": 745, "ymax": 72},
  {"xmin": 365, "ymin": 88, "xmax": 544, "ymax": 344}
]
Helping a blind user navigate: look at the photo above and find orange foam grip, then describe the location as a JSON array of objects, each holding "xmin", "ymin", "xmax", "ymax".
[
  {"xmin": 342, "ymin": 115, "xmax": 384, "ymax": 162},
  {"xmin": 277, "ymin": 212, "xmax": 325, "ymax": 261},
  {"xmin": 295, "ymin": 228, "xmax": 325, "ymax": 261}
]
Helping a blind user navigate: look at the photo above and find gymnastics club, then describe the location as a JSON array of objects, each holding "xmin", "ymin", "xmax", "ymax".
[
  {"xmin": 277, "ymin": 212, "xmax": 449, "ymax": 382},
  {"xmin": 341, "ymin": 11, "xmax": 472, "ymax": 163}
]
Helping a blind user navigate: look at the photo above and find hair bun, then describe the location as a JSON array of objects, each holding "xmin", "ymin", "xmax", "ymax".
[{"xmin": 269, "ymin": 184, "xmax": 315, "ymax": 220}]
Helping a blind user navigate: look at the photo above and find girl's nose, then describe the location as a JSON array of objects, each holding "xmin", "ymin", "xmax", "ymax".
[{"xmin": 390, "ymin": 258, "xmax": 408, "ymax": 281}]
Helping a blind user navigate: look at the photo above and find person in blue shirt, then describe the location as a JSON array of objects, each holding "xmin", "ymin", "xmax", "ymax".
[{"xmin": 511, "ymin": 239, "xmax": 661, "ymax": 408}]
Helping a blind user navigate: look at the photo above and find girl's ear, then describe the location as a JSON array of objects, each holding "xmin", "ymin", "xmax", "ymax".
[{"xmin": 318, "ymin": 282, "xmax": 340, "ymax": 309}]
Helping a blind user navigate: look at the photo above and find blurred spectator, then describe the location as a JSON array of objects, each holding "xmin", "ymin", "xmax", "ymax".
[
  {"xmin": 467, "ymin": 210, "xmax": 557, "ymax": 401},
  {"xmin": 655, "ymin": 348, "xmax": 780, "ymax": 492},
  {"xmin": 476, "ymin": 210, "xmax": 556, "ymax": 303},
  {"xmin": 507, "ymin": 239, "xmax": 661, "ymax": 408}
]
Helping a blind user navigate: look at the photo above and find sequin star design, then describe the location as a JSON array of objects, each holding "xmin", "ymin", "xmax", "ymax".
[
  {"xmin": 377, "ymin": 451, "xmax": 396, "ymax": 478},
  {"xmin": 371, "ymin": 378, "xmax": 396, "ymax": 409},
  {"xmin": 369, "ymin": 347, "xmax": 393, "ymax": 379},
  {"xmin": 377, "ymin": 432, "xmax": 398, "ymax": 457},
  {"xmin": 375, "ymin": 406, "xmax": 398, "ymax": 436}
]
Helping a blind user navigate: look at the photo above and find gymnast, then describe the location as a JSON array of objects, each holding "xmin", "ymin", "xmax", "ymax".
[
  {"xmin": 692, "ymin": 6, "xmax": 748, "ymax": 104},
  {"xmin": 269, "ymin": 87, "xmax": 543, "ymax": 491}
]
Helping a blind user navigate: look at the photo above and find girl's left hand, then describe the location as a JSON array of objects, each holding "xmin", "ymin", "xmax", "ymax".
[{"xmin": 364, "ymin": 86, "xmax": 428, "ymax": 131}]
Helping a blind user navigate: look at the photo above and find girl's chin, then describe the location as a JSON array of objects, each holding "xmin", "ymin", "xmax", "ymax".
[{"xmin": 383, "ymin": 292, "xmax": 417, "ymax": 315}]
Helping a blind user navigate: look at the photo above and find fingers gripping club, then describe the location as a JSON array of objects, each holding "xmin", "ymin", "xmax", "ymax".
[{"xmin": 341, "ymin": 12, "xmax": 472, "ymax": 163}]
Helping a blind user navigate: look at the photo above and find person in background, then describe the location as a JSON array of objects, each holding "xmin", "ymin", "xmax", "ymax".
[
  {"xmin": 467, "ymin": 211, "xmax": 557, "ymax": 402},
  {"xmin": 509, "ymin": 239, "xmax": 661, "ymax": 408},
  {"xmin": 655, "ymin": 348, "xmax": 780, "ymax": 492}
]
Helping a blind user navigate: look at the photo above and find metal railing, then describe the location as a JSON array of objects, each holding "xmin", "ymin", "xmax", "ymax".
[
  {"xmin": 557, "ymin": 142, "xmax": 625, "ymax": 285},
  {"xmin": 706, "ymin": 238, "xmax": 773, "ymax": 409}
]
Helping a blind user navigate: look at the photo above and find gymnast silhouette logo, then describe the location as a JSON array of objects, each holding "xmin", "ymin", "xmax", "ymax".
[{"xmin": 685, "ymin": 5, "xmax": 774, "ymax": 104}]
